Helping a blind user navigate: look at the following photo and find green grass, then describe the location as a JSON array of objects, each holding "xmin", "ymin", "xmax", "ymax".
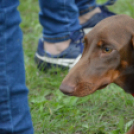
[{"xmin": 19, "ymin": 0, "xmax": 134, "ymax": 133}]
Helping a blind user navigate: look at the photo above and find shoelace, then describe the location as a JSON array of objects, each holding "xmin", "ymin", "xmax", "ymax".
[{"xmin": 70, "ymin": 30, "xmax": 85, "ymax": 53}]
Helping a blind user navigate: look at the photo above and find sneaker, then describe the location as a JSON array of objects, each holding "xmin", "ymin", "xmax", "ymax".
[
  {"xmin": 34, "ymin": 30, "xmax": 84, "ymax": 70},
  {"xmin": 82, "ymin": 1, "xmax": 116, "ymax": 34}
]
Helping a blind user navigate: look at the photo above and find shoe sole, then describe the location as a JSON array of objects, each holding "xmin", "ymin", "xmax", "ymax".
[{"xmin": 35, "ymin": 52, "xmax": 82, "ymax": 70}]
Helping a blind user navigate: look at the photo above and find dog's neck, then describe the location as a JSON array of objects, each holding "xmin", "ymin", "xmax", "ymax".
[{"xmin": 115, "ymin": 65, "xmax": 134, "ymax": 95}]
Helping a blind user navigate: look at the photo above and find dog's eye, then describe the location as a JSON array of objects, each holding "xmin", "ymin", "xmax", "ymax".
[{"xmin": 102, "ymin": 46, "xmax": 113, "ymax": 53}]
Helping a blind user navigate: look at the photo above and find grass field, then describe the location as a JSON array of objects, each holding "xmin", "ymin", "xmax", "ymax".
[{"xmin": 19, "ymin": 0, "xmax": 134, "ymax": 134}]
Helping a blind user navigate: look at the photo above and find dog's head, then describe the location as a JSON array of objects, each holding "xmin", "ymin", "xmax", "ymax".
[{"xmin": 60, "ymin": 15, "xmax": 134, "ymax": 97}]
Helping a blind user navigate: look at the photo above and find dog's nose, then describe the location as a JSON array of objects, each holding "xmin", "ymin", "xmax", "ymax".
[{"xmin": 59, "ymin": 83, "xmax": 75, "ymax": 95}]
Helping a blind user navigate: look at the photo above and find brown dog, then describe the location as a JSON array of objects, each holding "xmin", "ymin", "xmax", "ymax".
[{"xmin": 60, "ymin": 15, "xmax": 134, "ymax": 134}]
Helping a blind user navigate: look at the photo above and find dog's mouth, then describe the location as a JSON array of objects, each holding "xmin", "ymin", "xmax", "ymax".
[
  {"xmin": 73, "ymin": 82, "xmax": 95, "ymax": 97},
  {"xmin": 66, "ymin": 82, "xmax": 109, "ymax": 97}
]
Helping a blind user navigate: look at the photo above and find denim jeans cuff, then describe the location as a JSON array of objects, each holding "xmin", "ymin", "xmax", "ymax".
[
  {"xmin": 43, "ymin": 32, "xmax": 71, "ymax": 43},
  {"xmin": 79, "ymin": 5, "xmax": 96, "ymax": 16}
]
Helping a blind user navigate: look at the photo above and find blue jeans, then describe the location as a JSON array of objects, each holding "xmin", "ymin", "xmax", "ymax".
[
  {"xmin": 39, "ymin": 0, "xmax": 97, "ymax": 43},
  {"xmin": 0, "ymin": 0, "xmax": 34, "ymax": 133}
]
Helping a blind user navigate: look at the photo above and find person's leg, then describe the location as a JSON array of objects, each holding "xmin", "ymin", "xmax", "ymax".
[
  {"xmin": 39, "ymin": 0, "xmax": 81, "ymax": 43},
  {"xmin": 76, "ymin": 0, "xmax": 117, "ymax": 29},
  {"xmin": 35, "ymin": 0, "xmax": 84, "ymax": 69},
  {"xmin": 0, "ymin": 0, "xmax": 34, "ymax": 133}
]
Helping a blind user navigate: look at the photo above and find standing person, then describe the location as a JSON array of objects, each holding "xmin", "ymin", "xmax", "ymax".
[
  {"xmin": 0, "ymin": 0, "xmax": 34, "ymax": 133},
  {"xmin": 35, "ymin": 0, "xmax": 117, "ymax": 70}
]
